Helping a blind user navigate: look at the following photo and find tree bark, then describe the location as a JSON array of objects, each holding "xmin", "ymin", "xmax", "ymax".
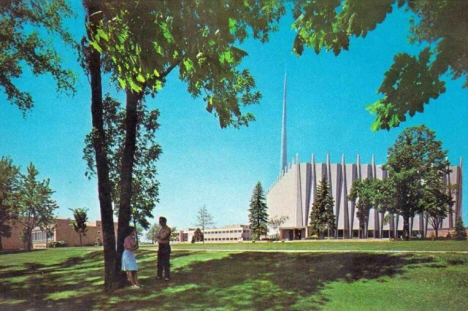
[
  {"xmin": 84, "ymin": 0, "xmax": 118, "ymax": 290},
  {"xmin": 116, "ymin": 89, "xmax": 142, "ymax": 277},
  {"xmin": 403, "ymin": 215, "xmax": 410, "ymax": 241}
]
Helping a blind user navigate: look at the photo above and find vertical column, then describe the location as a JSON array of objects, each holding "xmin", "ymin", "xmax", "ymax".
[
  {"xmin": 280, "ymin": 73, "xmax": 288, "ymax": 173},
  {"xmin": 342, "ymin": 154, "xmax": 349, "ymax": 238}
]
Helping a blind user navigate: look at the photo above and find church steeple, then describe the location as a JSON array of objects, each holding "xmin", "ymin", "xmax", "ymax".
[{"xmin": 280, "ymin": 73, "xmax": 287, "ymax": 172}]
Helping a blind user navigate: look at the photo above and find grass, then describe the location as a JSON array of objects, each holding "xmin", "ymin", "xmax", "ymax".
[
  {"xmin": 170, "ymin": 239, "xmax": 468, "ymax": 252},
  {"xmin": 0, "ymin": 241, "xmax": 467, "ymax": 310}
]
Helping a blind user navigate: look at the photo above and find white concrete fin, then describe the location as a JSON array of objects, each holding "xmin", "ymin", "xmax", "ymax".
[
  {"xmin": 460, "ymin": 157, "xmax": 463, "ymax": 168},
  {"xmin": 356, "ymin": 154, "xmax": 361, "ymax": 166},
  {"xmin": 311, "ymin": 153, "xmax": 315, "ymax": 165},
  {"xmin": 371, "ymin": 154, "xmax": 375, "ymax": 166},
  {"xmin": 341, "ymin": 153, "xmax": 345, "ymax": 165},
  {"xmin": 296, "ymin": 153, "xmax": 300, "ymax": 165},
  {"xmin": 326, "ymin": 153, "xmax": 330, "ymax": 165}
]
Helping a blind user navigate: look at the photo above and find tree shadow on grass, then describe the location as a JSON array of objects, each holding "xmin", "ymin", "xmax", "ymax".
[
  {"xmin": 101, "ymin": 252, "xmax": 435, "ymax": 311},
  {"xmin": 0, "ymin": 251, "xmax": 435, "ymax": 311}
]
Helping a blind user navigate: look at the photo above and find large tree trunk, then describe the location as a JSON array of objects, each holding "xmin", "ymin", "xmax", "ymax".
[
  {"xmin": 84, "ymin": 0, "xmax": 118, "ymax": 290},
  {"xmin": 116, "ymin": 90, "xmax": 142, "ymax": 278},
  {"xmin": 403, "ymin": 215, "xmax": 410, "ymax": 241}
]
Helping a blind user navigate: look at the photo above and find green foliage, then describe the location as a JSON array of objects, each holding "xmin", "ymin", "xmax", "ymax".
[
  {"xmin": 310, "ymin": 177, "xmax": 336, "ymax": 238},
  {"xmin": 384, "ymin": 125, "xmax": 449, "ymax": 239},
  {"xmin": 69, "ymin": 207, "xmax": 89, "ymax": 246},
  {"xmin": 422, "ymin": 183, "xmax": 454, "ymax": 238},
  {"xmin": 0, "ymin": 0, "xmax": 75, "ymax": 113},
  {"xmin": 454, "ymin": 216, "xmax": 467, "ymax": 241},
  {"xmin": 249, "ymin": 182, "xmax": 269, "ymax": 239},
  {"xmin": 83, "ymin": 95, "xmax": 161, "ymax": 230},
  {"xmin": 0, "ymin": 157, "xmax": 20, "ymax": 247},
  {"xmin": 146, "ymin": 223, "xmax": 161, "ymax": 244},
  {"xmin": 89, "ymin": 0, "xmax": 286, "ymax": 128},
  {"xmin": 15, "ymin": 163, "xmax": 59, "ymax": 251},
  {"xmin": 191, "ymin": 228, "xmax": 204, "ymax": 243},
  {"xmin": 195, "ymin": 205, "xmax": 214, "ymax": 242},
  {"xmin": 348, "ymin": 178, "xmax": 378, "ymax": 238},
  {"xmin": 47, "ymin": 240, "xmax": 68, "ymax": 248},
  {"xmin": 291, "ymin": 1, "xmax": 468, "ymax": 130}
]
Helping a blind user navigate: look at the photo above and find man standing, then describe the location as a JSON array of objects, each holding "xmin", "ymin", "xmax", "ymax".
[{"xmin": 156, "ymin": 216, "xmax": 172, "ymax": 281}]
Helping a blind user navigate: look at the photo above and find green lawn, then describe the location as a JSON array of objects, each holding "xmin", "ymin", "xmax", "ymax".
[
  {"xmin": 0, "ymin": 242, "xmax": 467, "ymax": 311},
  {"xmin": 170, "ymin": 239, "xmax": 468, "ymax": 252}
]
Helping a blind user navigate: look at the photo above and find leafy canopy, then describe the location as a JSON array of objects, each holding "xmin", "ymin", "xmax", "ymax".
[
  {"xmin": 0, "ymin": 0, "xmax": 76, "ymax": 113},
  {"xmin": 291, "ymin": 0, "xmax": 468, "ymax": 130},
  {"xmin": 83, "ymin": 95, "xmax": 161, "ymax": 230},
  {"xmin": 89, "ymin": 0, "xmax": 285, "ymax": 128},
  {"xmin": 384, "ymin": 125, "xmax": 450, "ymax": 222}
]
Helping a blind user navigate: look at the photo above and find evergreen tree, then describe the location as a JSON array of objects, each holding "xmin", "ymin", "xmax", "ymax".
[
  {"xmin": 0, "ymin": 157, "xmax": 20, "ymax": 251},
  {"xmin": 454, "ymin": 216, "xmax": 467, "ymax": 241},
  {"xmin": 310, "ymin": 177, "xmax": 335, "ymax": 239},
  {"xmin": 191, "ymin": 228, "xmax": 204, "ymax": 243},
  {"xmin": 70, "ymin": 207, "xmax": 89, "ymax": 246},
  {"xmin": 248, "ymin": 182, "xmax": 269, "ymax": 240}
]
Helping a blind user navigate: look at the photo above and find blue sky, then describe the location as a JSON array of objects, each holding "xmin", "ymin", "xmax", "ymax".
[{"xmin": 1, "ymin": 4, "xmax": 467, "ymax": 230}]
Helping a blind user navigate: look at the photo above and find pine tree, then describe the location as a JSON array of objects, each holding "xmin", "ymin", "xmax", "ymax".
[
  {"xmin": 0, "ymin": 157, "xmax": 20, "ymax": 251},
  {"xmin": 454, "ymin": 216, "xmax": 467, "ymax": 241},
  {"xmin": 310, "ymin": 177, "xmax": 336, "ymax": 239},
  {"xmin": 248, "ymin": 182, "xmax": 269, "ymax": 240}
]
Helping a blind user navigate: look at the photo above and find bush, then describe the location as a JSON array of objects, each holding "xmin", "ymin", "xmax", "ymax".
[
  {"xmin": 310, "ymin": 234, "xmax": 319, "ymax": 240},
  {"xmin": 48, "ymin": 241, "xmax": 68, "ymax": 248},
  {"xmin": 454, "ymin": 216, "xmax": 467, "ymax": 241}
]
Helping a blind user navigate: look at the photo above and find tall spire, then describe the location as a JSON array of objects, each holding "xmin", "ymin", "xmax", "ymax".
[{"xmin": 280, "ymin": 72, "xmax": 288, "ymax": 172}]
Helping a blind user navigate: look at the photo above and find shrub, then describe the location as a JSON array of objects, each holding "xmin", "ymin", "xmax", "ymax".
[
  {"xmin": 454, "ymin": 216, "xmax": 467, "ymax": 241},
  {"xmin": 48, "ymin": 241, "xmax": 68, "ymax": 248}
]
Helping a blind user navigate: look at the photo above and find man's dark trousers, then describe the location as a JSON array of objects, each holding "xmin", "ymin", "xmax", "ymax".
[{"xmin": 157, "ymin": 244, "xmax": 171, "ymax": 279}]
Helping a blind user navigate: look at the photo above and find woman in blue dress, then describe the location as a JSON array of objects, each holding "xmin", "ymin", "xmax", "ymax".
[{"xmin": 122, "ymin": 226, "xmax": 141, "ymax": 288}]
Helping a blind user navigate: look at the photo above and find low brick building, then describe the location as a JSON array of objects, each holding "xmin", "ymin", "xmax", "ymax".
[
  {"xmin": 1, "ymin": 218, "xmax": 118, "ymax": 250},
  {"xmin": 1, "ymin": 221, "xmax": 26, "ymax": 250}
]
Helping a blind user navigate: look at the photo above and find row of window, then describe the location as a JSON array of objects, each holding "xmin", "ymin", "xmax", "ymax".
[
  {"xmin": 32, "ymin": 231, "xmax": 51, "ymax": 242},
  {"xmin": 205, "ymin": 237, "xmax": 244, "ymax": 241},
  {"xmin": 205, "ymin": 230, "xmax": 248, "ymax": 235}
]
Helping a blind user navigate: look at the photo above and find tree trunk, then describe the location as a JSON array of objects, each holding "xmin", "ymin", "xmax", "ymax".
[
  {"xmin": 116, "ymin": 89, "xmax": 142, "ymax": 277},
  {"xmin": 403, "ymin": 215, "xmax": 410, "ymax": 241},
  {"xmin": 0, "ymin": 236, "xmax": 3, "ymax": 251},
  {"xmin": 84, "ymin": 0, "xmax": 118, "ymax": 290},
  {"xmin": 26, "ymin": 229, "xmax": 33, "ymax": 251}
]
